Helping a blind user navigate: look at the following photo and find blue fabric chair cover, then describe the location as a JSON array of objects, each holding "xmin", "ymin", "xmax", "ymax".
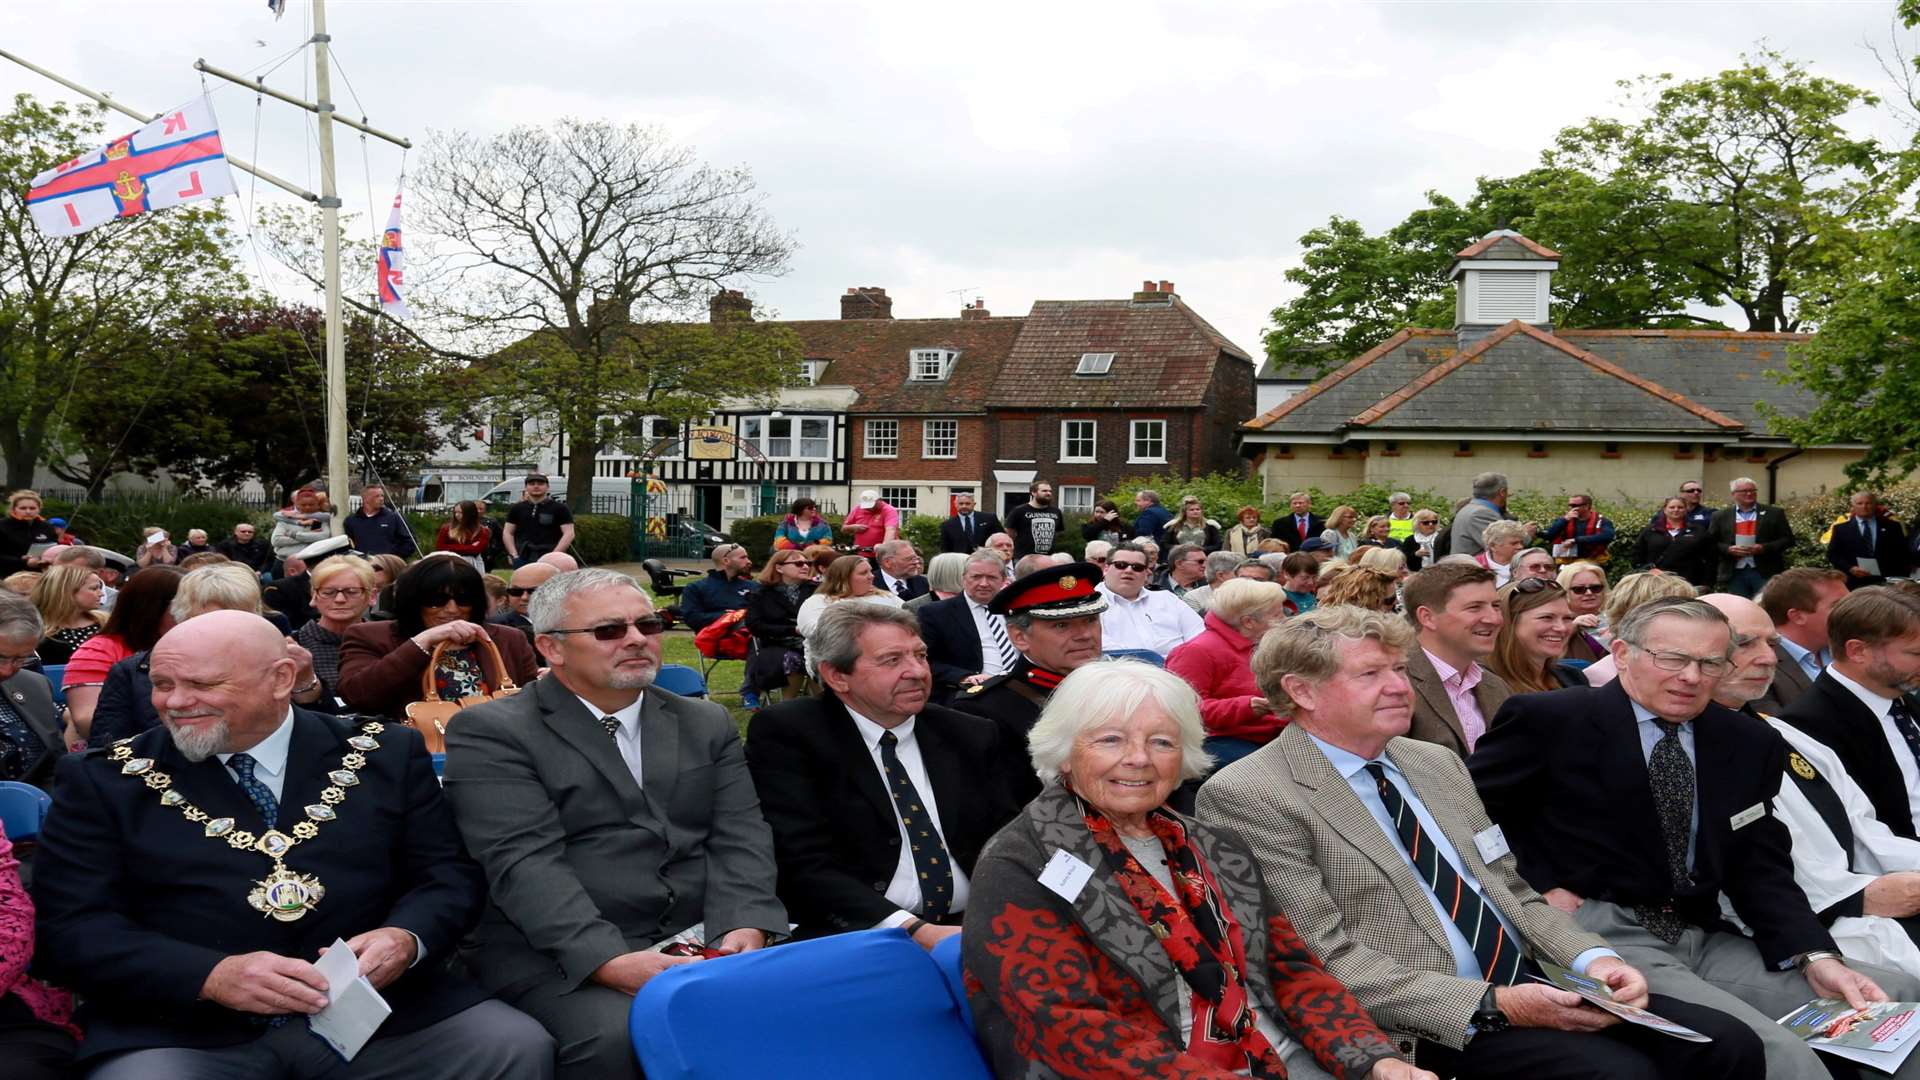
[
  {"xmin": 0, "ymin": 781, "xmax": 52, "ymax": 842},
  {"xmin": 630, "ymin": 928, "xmax": 991, "ymax": 1079},
  {"xmin": 40, "ymin": 664, "xmax": 66, "ymax": 706},
  {"xmin": 652, "ymin": 664, "xmax": 707, "ymax": 699},
  {"xmin": 929, "ymin": 933, "xmax": 974, "ymax": 1031},
  {"xmin": 1101, "ymin": 648, "xmax": 1166, "ymax": 668}
]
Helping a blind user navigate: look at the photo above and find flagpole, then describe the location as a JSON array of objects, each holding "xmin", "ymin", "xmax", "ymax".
[{"xmin": 312, "ymin": 0, "xmax": 350, "ymax": 535}]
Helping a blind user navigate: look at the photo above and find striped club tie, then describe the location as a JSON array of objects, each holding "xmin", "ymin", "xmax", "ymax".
[{"xmin": 986, "ymin": 611, "xmax": 1019, "ymax": 674}]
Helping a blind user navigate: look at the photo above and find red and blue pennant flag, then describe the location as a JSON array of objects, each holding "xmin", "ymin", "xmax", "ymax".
[
  {"xmin": 26, "ymin": 96, "xmax": 237, "ymax": 238},
  {"xmin": 377, "ymin": 189, "xmax": 411, "ymax": 319}
]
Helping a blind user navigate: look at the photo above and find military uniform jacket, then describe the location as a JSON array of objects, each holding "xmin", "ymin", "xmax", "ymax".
[{"xmin": 951, "ymin": 657, "xmax": 1059, "ymax": 803}]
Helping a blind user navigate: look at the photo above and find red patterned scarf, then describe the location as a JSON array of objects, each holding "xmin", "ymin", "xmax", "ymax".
[{"xmin": 1075, "ymin": 792, "xmax": 1287, "ymax": 1077}]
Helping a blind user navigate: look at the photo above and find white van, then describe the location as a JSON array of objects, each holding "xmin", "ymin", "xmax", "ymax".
[{"xmin": 479, "ymin": 476, "xmax": 635, "ymax": 513}]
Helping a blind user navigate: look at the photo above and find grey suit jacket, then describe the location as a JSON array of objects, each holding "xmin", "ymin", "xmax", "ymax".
[
  {"xmin": 443, "ymin": 674, "xmax": 786, "ymax": 997},
  {"xmin": 1755, "ymin": 641, "xmax": 1815, "ymax": 718},
  {"xmin": 4, "ymin": 669, "xmax": 63, "ymax": 789},
  {"xmin": 1448, "ymin": 502, "xmax": 1502, "ymax": 558},
  {"xmin": 1404, "ymin": 646, "xmax": 1512, "ymax": 758},
  {"xmin": 1194, "ymin": 724, "xmax": 1607, "ymax": 1051}
]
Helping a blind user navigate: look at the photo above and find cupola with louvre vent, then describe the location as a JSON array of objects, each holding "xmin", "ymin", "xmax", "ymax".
[{"xmin": 1448, "ymin": 229, "xmax": 1559, "ymax": 345}]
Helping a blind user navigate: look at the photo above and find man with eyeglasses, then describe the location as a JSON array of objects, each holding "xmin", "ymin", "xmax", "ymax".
[
  {"xmin": 445, "ymin": 568, "xmax": 786, "ymax": 1076},
  {"xmin": 1542, "ymin": 494, "xmax": 1614, "ymax": 567},
  {"xmin": 0, "ymin": 591, "xmax": 59, "ymax": 789},
  {"xmin": 1707, "ymin": 477, "xmax": 1794, "ymax": 599},
  {"xmin": 1472, "ymin": 597, "xmax": 1920, "ymax": 1078},
  {"xmin": 1096, "ymin": 541, "xmax": 1204, "ymax": 659}
]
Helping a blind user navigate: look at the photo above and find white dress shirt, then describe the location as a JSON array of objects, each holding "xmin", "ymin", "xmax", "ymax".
[
  {"xmin": 966, "ymin": 598, "xmax": 1014, "ymax": 677},
  {"xmin": 1096, "ymin": 584, "xmax": 1206, "ymax": 658},
  {"xmin": 1827, "ymin": 666, "xmax": 1920, "ymax": 829},
  {"xmin": 219, "ymin": 708, "xmax": 296, "ymax": 800},
  {"xmin": 573, "ymin": 691, "xmax": 647, "ymax": 788},
  {"xmin": 845, "ymin": 707, "xmax": 970, "ymax": 927}
]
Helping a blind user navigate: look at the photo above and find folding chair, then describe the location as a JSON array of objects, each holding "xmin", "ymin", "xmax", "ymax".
[
  {"xmin": 0, "ymin": 781, "xmax": 53, "ymax": 843},
  {"xmin": 652, "ymin": 664, "xmax": 708, "ymax": 699},
  {"xmin": 40, "ymin": 663, "xmax": 66, "ymax": 707},
  {"xmin": 1101, "ymin": 648, "xmax": 1167, "ymax": 668}
]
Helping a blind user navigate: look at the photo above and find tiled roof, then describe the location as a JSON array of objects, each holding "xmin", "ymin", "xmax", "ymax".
[
  {"xmin": 1244, "ymin": 321, "xmax": 1806, "ymax": 438},
  {"xmin": 775, "ymin": 316, "xmax": 1026, "ymax": 415},
  {"xmin": 1454, "ymin": 233, "xmax": 1561, "ymax": 260},
  {"xmin": 985, "ymin": 297, "xmax": 1253, "ymax": 410}
]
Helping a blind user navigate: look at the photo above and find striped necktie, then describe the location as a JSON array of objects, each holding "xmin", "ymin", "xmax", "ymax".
[
  {"xmin": 1365, "ymin": 763, "xmax": 1524, "ymax": 985},
  {"xmin": 986, "ymin": 610, "xmax": 1019, "ymax": 673}
]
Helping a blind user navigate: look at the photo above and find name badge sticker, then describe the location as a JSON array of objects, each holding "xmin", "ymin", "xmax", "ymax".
[
  {"xmin": 1730, "ymin": 802, "xmax": 1766, "ymax": 830},
  {"xmin": 1473, "ymin": 824, "xmax": 1511, "ymax": 864},
  {"xmin": 1039, "ymin": 848, "xmax": 1095, "ymax": 903}
]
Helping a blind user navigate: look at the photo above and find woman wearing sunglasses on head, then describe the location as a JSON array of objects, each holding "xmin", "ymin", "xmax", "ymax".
[
  {"xmin": 1487, "ymin": 578, "xmax": 1587, "ymax": 695},
  {"xmin": 339, "ymin": 556, "xmax": 539, "ymax": 720}
]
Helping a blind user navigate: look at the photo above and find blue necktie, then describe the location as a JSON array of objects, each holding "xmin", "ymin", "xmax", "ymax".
[
  {"xmin": 228, "ymin": 752, "xmax": 279, "ymax": 827},
  {"xmin": 879, "ymin": 731, "xmax": 953, "ymax": 919}
]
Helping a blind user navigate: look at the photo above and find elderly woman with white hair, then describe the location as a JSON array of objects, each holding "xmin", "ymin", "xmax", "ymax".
[
  {"xmin": 1473, "ymin": 519, "xmax": 1530, "ymax": 588},
  {"xmin": 963, "ymin": 659, "xmax": 1428, "ymax": 1080},
  {"xmin": 1166, "ymin": 578, "xmax": 1291, "ymax": 767}
]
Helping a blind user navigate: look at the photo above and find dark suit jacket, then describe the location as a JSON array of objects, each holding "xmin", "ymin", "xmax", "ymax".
[
  {"xmin": 443, "ymin": 674, "xmax": 786, "ymax": 996},
  {"xmin": 1270, "ymin": 513, "xmax": 1327, "ymax": 552},
  {"xmin": 1827, "ymin": 515, "xmax": 1911, "ymax": 587},
  {"xmin": 1753, "ymin": 641, "xmax": 1816, "ymax": 719},
  {"xmin": 1403, "ymin": 645, "xmax": 1511, "ymax": 758},
  {"xmin": 879, "ymin": 572, "xmax": 930, "ymax": 603},
  {"xmin": 1630, "ymin": 523, "xmax": 1714, "ymax": 587},
  {"xmin": 917, "ymin": 594, "xmax": 987, "ymax": 694},
  {"xmin": 1780, "ymin": 672, "xmax": 1917, "ymax": 841},
  {"xmin": 1706, "ymin": 504, "xmax": 1795, "ymax": 585},
  {"xmin": 337, "ymin": 620, "xmax": 539, "ymax": 720},
  {"xmin": 1, "ymin": 669, "xmax": 61, "ymax": 789},
  {"xmin": 1469, "ymin": 682, "xmax": 1830, "ymax": 968},
  {"xmin": 939, "ymin": 513, "xmax": 1003, "ymax": 554},
  {"xmin": 31, "ymin": 709, "xmax": 487, "ymax": 1063},
  {"xmin": 745, "ymin": 693, "xmax": 1024, "ymax": 937}
]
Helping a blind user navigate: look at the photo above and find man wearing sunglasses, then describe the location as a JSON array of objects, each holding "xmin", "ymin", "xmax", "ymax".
[
  {"xmin": 1096, "ymin": 542, "xmax": 1204, "ymax": 659},
  {"xmin": 1652, "ymin": 481, "xmax": 1717, "ymax": 533},
  {"xmin": 487, "ymin": 561, "xmax": 559, "ymax": 651},
  {"xmin": 1473, "ymin": 597, "xmax": 1920, "ymax": 1078},
  {"xmin": 1543, "ymin": 494, "xmax": 1614, "ymax": 567},
  {"xmin": 445, "ymin": 568, "xmax": 787, "ymax": 1076}
]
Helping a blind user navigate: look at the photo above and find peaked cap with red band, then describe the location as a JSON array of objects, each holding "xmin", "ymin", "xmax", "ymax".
[{"xmin": 988, "ymin": 561, "xmax": 1108, "ymax": 620}]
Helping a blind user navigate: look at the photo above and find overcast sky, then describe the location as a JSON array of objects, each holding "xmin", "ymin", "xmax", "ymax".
[{"xmin": 4, "ymin": 1, "xmax": 1913, "ymax": 357}]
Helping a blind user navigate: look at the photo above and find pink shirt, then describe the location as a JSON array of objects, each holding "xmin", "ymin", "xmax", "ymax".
[
  {"xmin": 1424, "ymin": 648, "xmax": 1489, "ymax": 752},
  {"xmin": 843, "ymin": 503, "xmax": 899, "ymax": 548}
]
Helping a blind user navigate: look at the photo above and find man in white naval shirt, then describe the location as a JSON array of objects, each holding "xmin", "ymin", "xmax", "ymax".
[
  {"xmin": 746, "ymin": 603, "xmax": 1025, "ymax": 948},
  {"xmin": 1097, "ymin": 541, "xmax": 1205, "ymax": 659},
  {"xmin": 1704, "ymin": 593, "xmax": 1920, "ymax": 975}
]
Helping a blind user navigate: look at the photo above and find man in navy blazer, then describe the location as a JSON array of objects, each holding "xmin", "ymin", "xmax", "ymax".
[
  {"xmin": 917, "ymin": 551, "xmax": 1019, "ymax": 700},
  {"xmin": 937, "ymin": 493, "xmax": 1002, "ymax": 555},
  {"xmin": 30, "ymin": 611, "xmax": 552, "ymax": 1079},
  {"xmin": 1826, "ymin": 491, "xmax": 1910, "ymax": 589}
]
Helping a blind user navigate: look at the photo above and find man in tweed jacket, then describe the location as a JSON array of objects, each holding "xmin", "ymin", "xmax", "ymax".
[{"xmin": 1195, "ymin": 606, "xmax": 1761, "ymax": 1079}]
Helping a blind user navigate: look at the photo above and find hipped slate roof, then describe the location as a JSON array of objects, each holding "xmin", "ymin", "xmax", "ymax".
[
  {"xmin": 987, "ymin": 298, "xmax": 1253, "ymax": 410},
  {"xmin": 1245, "ymin": 320, "xmax": 1812, "ymax": 439}
]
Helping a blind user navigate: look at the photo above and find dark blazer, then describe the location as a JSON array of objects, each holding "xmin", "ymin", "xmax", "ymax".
[
  {"xmin": 1403, "ymin": 645, "xmax": 1511, "ymax": 758},
  {"xmin": 443, "ymin": 674, "xmax": 787, "ymax": 996},
  {"xmin": 1754, "ymin": 641, "xmax": 1817, "ymax": 718},
  {"xmin": 1706, "ymin": 504, "xmax": 1794, "ymax": 585},
  {"xmin": 1630, "ymin": 523, "xmax": 1714, "ymax": 587},
  {"xmin": 31, "ymin": 710, "xmax": 488, "ymax": 1064},
  {"xmin": 745, "ymin": 693, "xmax": 1024, "ymax": 937},
  {"xmin": 337, "ymin": 621, "xmax": 539, "ymax": 721},
  {"xmin": 917, "ymin": 594, "xmax": 986, "ymax": 694},
  {"xmin": 87, "ymin": 652, "xmax": 155, "ymax": 748},
  {"xmin": 1270, "ymin": 512, "xmax": 1326, "ymax": 553},
  {"xmin": 1827, "ymin": 515, "xmax": 1911, "ymax": 588},
  {"xmin": 1780, "ymin": 672, "xmax": 1917, "ymax": 841},
  {"xmin": 879, "ymin": 572, "xmax": 930, "ymax": 603},
  {"xmin": 0, "ymin": 669, "xmax": 62, "ymax": 789},
  {"xmin": 1469, "ymin": 682, "xmax": 1830, "ymax": 968},
  {"xmin": 1399, "ymin": 530, "xmax": 1450, "ymax": 572},
  {"xmin": 939, "ymin": 512, "xmax": 1003, "ymax": 555}
]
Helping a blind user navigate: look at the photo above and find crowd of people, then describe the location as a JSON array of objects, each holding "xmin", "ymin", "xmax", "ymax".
[{"xmin": 3, "ymin": 467, "xmax": 1920, "ymax": 1079}]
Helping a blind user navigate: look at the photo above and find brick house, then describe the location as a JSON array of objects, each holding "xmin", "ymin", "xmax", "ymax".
[{"xmin": 983, "ymin": 282, "xmax": 1256, "ymax": 517}]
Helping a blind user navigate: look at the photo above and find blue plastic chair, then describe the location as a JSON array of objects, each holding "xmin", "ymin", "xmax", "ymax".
[
  {"xmin": 0, "ymin": 781, "xmax": 52, "ymax": 842},
  {"xmin": 40, "ymin": 664, "xmax": 66, "ymax": 707},
  {"xmin": 652, "ymin": 664, "xmax": 707, "ymax": 699},
  {"xmin": 929, "ymin": 933, "xmax": 975, "ymax": 1032},
  {"xmin": 630, "ymin": 928, "xmax": 991, "ymax": 1079},
  {"xmin": 1102, "ymin": 648, "xmax": 1167, "ymax": 668}
]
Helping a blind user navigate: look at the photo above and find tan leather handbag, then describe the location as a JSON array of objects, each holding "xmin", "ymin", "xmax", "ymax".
[{"xmin": 404, "ymin": 635, "xmax": 522, "ymax": 753}]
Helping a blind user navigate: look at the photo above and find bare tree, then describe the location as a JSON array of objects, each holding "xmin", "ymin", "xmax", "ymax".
[{"xmin": 413, "ymin": 119, "xmax": 799, "ymax": 507}]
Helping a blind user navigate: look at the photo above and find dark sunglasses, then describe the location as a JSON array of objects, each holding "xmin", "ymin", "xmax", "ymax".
[
  {"xmin": 547, "ymin": 616, "xmax": 668, "ymax": 641},
  {"xmin": 507, "ymin": 586, "xmax": 536, "ymax": 597},
  {"xmin": 1568, "ymin": 584, "xmax": 1606, "ymax": 595},
  {"xmin": 1108, "ymin": 561, "xmax": 1149, "ymax": 572}
]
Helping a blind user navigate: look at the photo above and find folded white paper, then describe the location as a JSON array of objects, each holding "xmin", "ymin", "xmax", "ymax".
[{"xmin": 308, "ymin": 938, "xmax": 392, "ymax": 1062}]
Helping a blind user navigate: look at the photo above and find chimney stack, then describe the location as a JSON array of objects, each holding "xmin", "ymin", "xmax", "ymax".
[
  {"xmin": 1159, "ymin": 280, "xmax": 1175, "ymax": 295},
  {"xmin": 960, "ymin": 297, "xmax": 990, "ymax": 320},
  {"xmin": 1131, "ymin": 278, "xmax": 1175, "ymax": 306},
  {"xmin": 709, "ymin": 288, "xmax": 753, "ymax": 323},
  {"xmin": 1142, "ymin": 280, "xmax": 1156, "ymax": 293},
  {"xmin": 840, "ymin": 286, "xmax": 893, "ymax": 320}
]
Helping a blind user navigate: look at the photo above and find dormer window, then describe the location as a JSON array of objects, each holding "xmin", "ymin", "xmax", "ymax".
[
  {"xmin": 1075, "ymin": 352, "xmax": 1115, "ymax": 376},
  {"xmin": 798, "ymin": 359, "xmax": 827, "ymax": 385},
  {"xmin": 909, "ymin": 348, "xmax": 957, "ymax": 381}
]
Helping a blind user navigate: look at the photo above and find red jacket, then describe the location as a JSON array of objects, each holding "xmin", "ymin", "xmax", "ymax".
[
  {"xmin": 434, "ymin": 522, "xmax": 491, "ymax": 555},
  {"xmin": 1166, "ymin": 611, "xmax": 1283, "ymax": 744}
]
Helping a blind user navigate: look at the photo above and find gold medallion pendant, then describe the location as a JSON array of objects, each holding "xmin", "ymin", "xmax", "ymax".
[{"xmin": 249, "ymin": 862, "xmax": 327, "ymax": 922}]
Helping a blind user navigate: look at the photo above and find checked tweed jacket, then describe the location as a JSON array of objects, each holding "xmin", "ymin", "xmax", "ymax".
[{"xmin": 1194, "ymin": 724, "xmax": 1606, "ymax": 1055}]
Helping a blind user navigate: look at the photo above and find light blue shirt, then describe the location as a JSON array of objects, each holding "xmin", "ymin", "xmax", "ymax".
[
  {"xmin": 1632, "ymin": 701, "xmax": 1700, "ymax": 871},
  {"xmin": 1307, "ymin": 733, "xmax": 1614, "ymax": 979},
  {"xmin": 1778, "ymin": 635, "xmax": 1827, "ymax": 684}
]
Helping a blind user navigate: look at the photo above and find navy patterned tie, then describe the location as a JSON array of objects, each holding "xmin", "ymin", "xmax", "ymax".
[
  {"xmin": 879, "ymin": 730, "xmax": 952, "ymax": 920},
  {"xmin": 1889, "ymin": 699, "xmax": 1920, "ymax": 772},
  {"xmin": 228, "ymin": 752, "xmax": 279, "ymax": 828},
  {"xmin": 1365, "ymin": 763, "xmax": 1524, "ymax": 985},
  {"xmin": 1637, "ymin": 722, "xmax": 1695, "ymax": 943}
]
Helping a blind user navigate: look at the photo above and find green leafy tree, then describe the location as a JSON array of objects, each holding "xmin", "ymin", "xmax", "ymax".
[
  {"xmin": 414, "ymin": 119, "xmax": 801, "ymax": 507},
  {"xmin": 0, "ymin": 94, "xmax": 247, "ymax": 489}
]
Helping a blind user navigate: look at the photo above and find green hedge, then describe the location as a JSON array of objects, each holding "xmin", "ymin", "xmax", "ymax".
[
  {"xmin": 402, "ymin": 511, "xmax": 631, "ymax": 566},
  {"xmin": 42, "ymin": 496, "xmax": 271, "ymax": 555}
]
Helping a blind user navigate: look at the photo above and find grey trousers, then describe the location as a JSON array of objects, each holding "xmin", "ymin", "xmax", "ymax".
[
  {"xmin": 508, "ymin": 974, "xmax": 646, "ymax": 1080},
  {"xmin": 86, "ymin": 1000, "xmax": 555, "ymax": 1080},
  {"xmin": 1575, "ymin": 899, "xmax": 1920, "ymax": 1080}
]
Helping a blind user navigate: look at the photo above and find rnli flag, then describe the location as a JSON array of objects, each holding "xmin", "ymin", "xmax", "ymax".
[
  {"xmin": 25, "ymin": 96, "xmax": 238, "ymax": 238},
  {"xmin": 377, "ymin": 189, "xmax": 411, "ymax": 319}
]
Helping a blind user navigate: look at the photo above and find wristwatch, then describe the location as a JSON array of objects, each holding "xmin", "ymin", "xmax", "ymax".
[
  {"xmin": 1468, "ymin": 984, "xmax": 1509, "ymax": 1041},
  {"xmin": 1794, "ymin": 950, "xmax": 1845, "ymax": 971}
]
